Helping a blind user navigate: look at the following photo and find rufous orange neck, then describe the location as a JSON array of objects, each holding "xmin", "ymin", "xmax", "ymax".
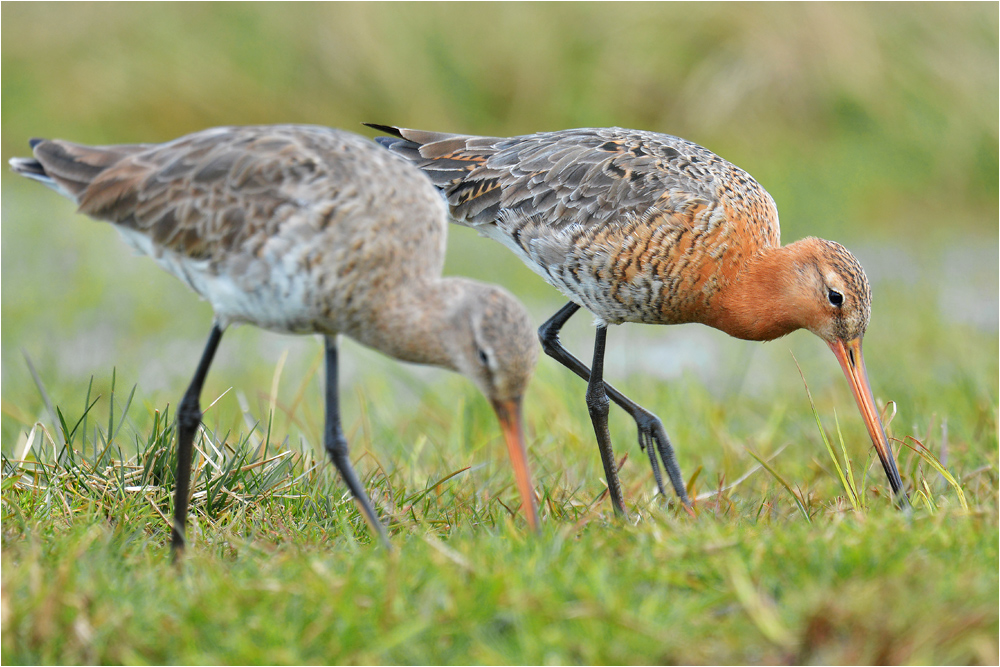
[{"xmin": 706, "ymin": 241, "xmax": 821, "ymax": 342}]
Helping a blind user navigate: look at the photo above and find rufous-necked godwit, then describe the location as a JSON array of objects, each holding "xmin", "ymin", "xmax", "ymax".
[{"xmin": 368, "ymin": 124, "xmax": 908, "ymax": 514}]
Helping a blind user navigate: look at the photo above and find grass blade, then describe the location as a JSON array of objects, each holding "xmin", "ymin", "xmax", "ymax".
[
  {"xmin": 23, "ymin": 349, "xmax": 65, "ymax": 444},
  {"xmin": 831, "ymin": 410, "xmax": 862, "ymax": 511},
  {"xmin": 905, "ymin": 436, "xmax": 969, "ymax": 511},
  {"xmin": 745, "ymin": 446, "xmax": 811, "ymax": 523},
  {"xmin": 792, "ymin": 354, "xmax": 863, "ymax": 511}
]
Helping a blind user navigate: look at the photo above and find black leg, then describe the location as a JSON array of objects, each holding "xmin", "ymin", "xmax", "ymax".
[
  {"xmin": 539, "ymin": 302, "xmax": 691, "ymax": 506},
  {"xmin": 585, "ymin": 325, "xmax": 627, "ymax": 516},
  {"xmin": 324, "ymin": 335, "xmax": 391, "ymax": 549},
  {"xmin": 172, "ymin": 324, "xmax": 224, "ymax": 561}
]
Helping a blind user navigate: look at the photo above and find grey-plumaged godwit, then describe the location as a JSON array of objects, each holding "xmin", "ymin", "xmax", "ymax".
[
  {"xmin": 10, "ymin": 125, "xmax": 542, "ymax": 557},
  {"xmin": 369, "ymin": 124, "xmax": 908, "ymax": 513}
]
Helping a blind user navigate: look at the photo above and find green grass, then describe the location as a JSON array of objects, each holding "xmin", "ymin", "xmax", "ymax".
[
  {"xmin": 2, "ymin": 3, "xmax": 998, "ymax": 664},
  {"xmin": 2, "ymin": 320, "xmax": 996, "ymax": 663},
  {"xmin": 4, "ymin": 499, "xmax": 994, "ymax": 664}
]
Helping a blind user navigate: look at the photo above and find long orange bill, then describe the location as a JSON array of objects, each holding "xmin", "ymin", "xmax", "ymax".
[
  {"xmin": 828, "ymin": 337, "xmax": 908, "ymax": 505},
  {"xmin": 491, "ymin": 398, "xmax": 540, "ymax": 532}
]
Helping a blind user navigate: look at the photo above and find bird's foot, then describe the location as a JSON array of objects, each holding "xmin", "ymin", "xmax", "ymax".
[{"xmin": 634, "ymin": 411, "xmax": 691, "ymax": 506}]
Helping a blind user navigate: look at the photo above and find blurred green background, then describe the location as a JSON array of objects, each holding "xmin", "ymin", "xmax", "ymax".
[
  {"xmin": 2, "ymin": 6, "xmax": 997, "ymax": 663},
  {"xmin": 2, "ymin": 2, "xmax": 997, "ymax": 465}
]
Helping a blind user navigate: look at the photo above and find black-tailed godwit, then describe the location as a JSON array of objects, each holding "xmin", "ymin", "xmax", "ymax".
[
  {"xmin": 11, "ymin": 125, "xmax": 542, "ymax": 556},
  {"xmin": 369, "ymin": 124, "xmax": 908, "ymax": 513}
]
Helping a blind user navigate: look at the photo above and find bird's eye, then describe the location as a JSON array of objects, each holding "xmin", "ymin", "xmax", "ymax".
[
  {"xmin": 828, "ymin": 289, "xmax": 844, "ymax": 307},
  {"xmin": 477, "ymin": 349, "xmax": 490, "ymax": 366}
]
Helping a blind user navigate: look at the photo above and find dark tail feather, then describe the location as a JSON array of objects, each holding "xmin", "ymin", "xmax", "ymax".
[
  {"xmin": 363, "ymin": 123, "xmax": 406, "ymax": 140},
  {"xmin": 9, "ymin": 151, "xmax": 69, "ymax": 198},
  {"xmin": 364, "ymin": 123, "xmax": 471, "ymax": 153},
  {"xmin": 10, "ymin": 138, "xmax": 52, "ymax": 178},
  {"xmin": 9, "ymin": 138, "xmax": 147, "ymax": 203},
  {"xmin": 9, "ymin": 155, "xmax": 47, "ymax": 179},
  {"xmin": 365, "ymin": 123, "xmax": 430, "ymax": 168},
  {"xmin": 365, "ymin": 123, "xmax": 499, "ymax": 190}
]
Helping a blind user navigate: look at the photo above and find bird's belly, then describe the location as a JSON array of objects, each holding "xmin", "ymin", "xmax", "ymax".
[
  {"xmin": 474, "ymin": 223, "xmax": 698, "ymax": 327},
  {"xmin": 115, "ymin": 227, "xmax": 334, "ymax": 334},
  {"xmin": 473, "ymin": 224, "xmax": 612, "ymax": 318},
  {"xmin": 561, "ymin": 269, "xmax": 696, "ymax": 326}
]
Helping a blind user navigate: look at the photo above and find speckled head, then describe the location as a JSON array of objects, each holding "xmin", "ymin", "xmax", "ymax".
[
  {"xmin": 797, "ymin": 238, "xmax": 873, "ymax": 344},
  {"xmin": 448, "ymin": 282, "xmax": 539, "ymax": 407}
]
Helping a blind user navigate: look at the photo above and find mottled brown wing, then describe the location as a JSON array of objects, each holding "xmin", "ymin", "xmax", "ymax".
[
  {"xmin": 28, "ymin": 126, "xmax": 343, "ymax": 261},
  {"xmin": 368, "ymin": 125, "xmax": 761, "ymax": 235}
]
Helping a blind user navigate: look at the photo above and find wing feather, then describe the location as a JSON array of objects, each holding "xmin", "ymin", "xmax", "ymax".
[
  {"xmin": 370, "ymin": 125, "xmax": 779, "ymax": 247},
  {"xmin": 22, "ymin": 126, "xmax": 372, "ymax": 261}
]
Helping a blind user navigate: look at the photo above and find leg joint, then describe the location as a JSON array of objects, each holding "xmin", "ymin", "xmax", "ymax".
[
  {"xmin": 585, "ymin": 384, "xmax": 610, "ymax": 419},
  {"xmin": 325, "ymin": 430, "xmax": 349, "ymax": 459},
  {"xmin": 177, "ymin": 394, "xmax": 202, "ymax": 432},
  {"xmin": 537, "ymin": 321, "xmax": 560, "ymax": 353}
]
